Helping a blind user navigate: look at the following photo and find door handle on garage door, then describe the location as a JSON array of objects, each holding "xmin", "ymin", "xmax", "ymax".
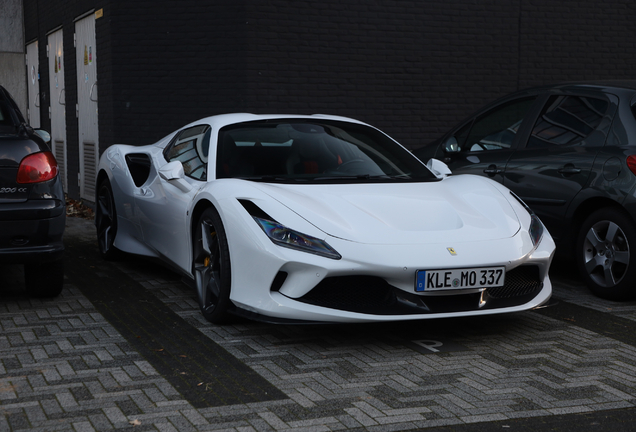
[
  {"xmin": 558, "ymin": 164, "xmax": 581, "ymax": 175},
  {"xmin": 90, "ymin": 81, "xmax": 98, "ymax": 102},
  {"xmin": 483, "ymin": 164, "xmax": 503, "ymax": 175}
]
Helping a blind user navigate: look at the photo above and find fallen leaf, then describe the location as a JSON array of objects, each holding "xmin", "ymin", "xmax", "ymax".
[
  {"xmin": 129, "ymin": 419, "xmax": 141, "ymax": 426},
  {"xmin": 152, "ymin": 348, "xmax": 164, "ymax": 352},
  {"xmin": 65, "ymin": 196, "xmax": 95, "ymax": 219}
]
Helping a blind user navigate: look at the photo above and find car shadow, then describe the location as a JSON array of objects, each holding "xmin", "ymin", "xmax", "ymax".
[
  {"xmin": 0, "ymin": 264, "xmax": 29, "ymax": 298},
  {"xmin": 548, "ymin": 257, "xmax": 581, "ymax": 285}
]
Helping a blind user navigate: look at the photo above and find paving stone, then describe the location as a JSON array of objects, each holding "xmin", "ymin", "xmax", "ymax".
[
  {"xmin": 6, "ymin": 219, "xmax": 636, "ymax": 431},
  {"xmin": 72, "ymin": 420, "xmax": 97, "ymax": 432}
]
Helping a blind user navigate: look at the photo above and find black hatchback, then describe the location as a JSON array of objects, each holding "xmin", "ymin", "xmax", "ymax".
[
  {"xmin": 0, "ymin": 85, "xmax": 65, "ymax": 297},
  {"xmin": 414, "ymin": 81, "xmax": 636, "ymax": 301}
]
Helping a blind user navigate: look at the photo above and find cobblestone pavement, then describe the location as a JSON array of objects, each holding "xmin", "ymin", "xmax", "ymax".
[{"xmin": 2, "ymin": 218, "xmax": 636, "ymax": 431}]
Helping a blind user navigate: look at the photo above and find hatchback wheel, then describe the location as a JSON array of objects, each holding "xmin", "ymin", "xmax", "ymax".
[
  {"xmin": 576, "ymin": 208, "xmax": 636, "ymax": 300},
  {"xmin": 192, "ymin": 206, "xmax": 232, "ymax": 323}
]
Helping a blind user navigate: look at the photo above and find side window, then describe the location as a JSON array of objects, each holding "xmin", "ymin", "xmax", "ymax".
[
  {"xmin": 0, "ymin": 101, "xmax": 17, "ymax": 134},
  {"xmin": 528, "ymin": 95, "xmax": 609, "ymax": 147},
  {"xmin": 164, "ymin": 125, "xmax": 211, "ymax": 181},
  {"xmin": 445, "ymin": 121, "xmax": 472, "ymax": 152},
  {"xmin": 0, "ymin": 102, "xmax": 11, "ymax": 125},
  {"xmin": 461, "ymin": 97, "xmax": 537, "ymax": 152}
]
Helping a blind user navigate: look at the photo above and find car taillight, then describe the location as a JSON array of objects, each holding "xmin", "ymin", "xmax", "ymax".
[
  {"xmin": 627, "ymin": 155, "xmax": 636, "ymax": 176},
  {"xmin": 17, "ymin": 152, "xmax": 59, "ymax": 184},
  {"xmin": 627, "ymin": 155, "xmax": 636, "ymax": 177}
]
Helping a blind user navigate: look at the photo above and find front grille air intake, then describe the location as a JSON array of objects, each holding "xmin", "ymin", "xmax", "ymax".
[{"xmin": 296, "ymin": 265, "xmax": 544, "ymax": 315}]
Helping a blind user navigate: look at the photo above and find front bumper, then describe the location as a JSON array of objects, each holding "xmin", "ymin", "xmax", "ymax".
[{"xmin": 223, "ymin": 204, "xmax": 556, "ymax": 323}]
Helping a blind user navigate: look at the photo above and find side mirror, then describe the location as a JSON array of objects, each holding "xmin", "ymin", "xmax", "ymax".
[
  {"xmin": 34, "ymin": 129, "xmax": 51, "ymax": 145},
  {"xmin": 159, "ymin": 161, "xmax": 193, "ymax": 192},
  {"xmin": 427, "ymin": 158, "xmax": 452, "ymax": 178},
  {"xmin": 443, "ymin": 136, "xmax": 460, "ymax": 153}
]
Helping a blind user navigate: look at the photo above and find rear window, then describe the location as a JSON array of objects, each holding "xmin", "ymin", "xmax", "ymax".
[{"xmin": 528, "ymin": 95, "xmax": 609, "ymax": 147}]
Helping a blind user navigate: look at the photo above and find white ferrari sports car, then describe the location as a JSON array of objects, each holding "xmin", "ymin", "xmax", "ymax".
[{"xmin": 96, "ymin": 113, "xmax": 555, "ymax": 324}]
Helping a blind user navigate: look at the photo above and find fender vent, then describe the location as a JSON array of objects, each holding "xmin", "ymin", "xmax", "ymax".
[{"xmin": 125, "ymin": 153, "xmax": 152, "ymax": 187}]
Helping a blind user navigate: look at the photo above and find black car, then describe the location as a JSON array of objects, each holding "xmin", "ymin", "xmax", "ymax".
[
  {"xmin": 0, "ymin": 85, "xmax": 65, "ymax": 297},
  {"xmin": 414, "ymin": 81, "xmax": 636, "ymax": 301}
]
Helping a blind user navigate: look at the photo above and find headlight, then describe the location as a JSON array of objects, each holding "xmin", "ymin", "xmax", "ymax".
[
  {"xmin": 528, "ymin": 213, "xmax": 544, "ymax": 247},
  {"xmin": 510, "ymin": 192, "xmax": 544, "ymax": 247},
  {"xmin": 253, "ymin": 217, "xmax": 341, "ymax": 260}
]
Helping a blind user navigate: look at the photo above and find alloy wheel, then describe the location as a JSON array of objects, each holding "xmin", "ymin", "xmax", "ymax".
[
  {"xmin": 582, "ymin": 219, "xmax": 630, "ymax": 288},
  {"xmin": 96, "ymin": 182, "xmax": 116, "ymax": 255},
  {"xmin": 194, "ymin": 219, "xmax": 222, "ymax": 315}
]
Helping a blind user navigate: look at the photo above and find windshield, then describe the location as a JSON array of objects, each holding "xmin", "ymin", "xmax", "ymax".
[{"xmin": 216, "ymin": 119, "xmax": 435, "ymax": 183}]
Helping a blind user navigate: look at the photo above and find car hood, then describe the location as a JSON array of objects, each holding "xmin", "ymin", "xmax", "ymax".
[{"xmin": 254, "ymin": 176, "xmax": 521, "ymax": 245}]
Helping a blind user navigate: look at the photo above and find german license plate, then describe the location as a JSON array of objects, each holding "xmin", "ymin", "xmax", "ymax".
[{"xmin": 415, "ymin": 267, "xmax": 505, "ymax": 292}]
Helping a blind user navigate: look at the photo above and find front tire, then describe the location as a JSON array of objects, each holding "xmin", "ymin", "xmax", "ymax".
[
  {"xmin": 192, "ymin": 206, "xmax": 232, "ymax": 323},
  {"xmin": 576, "ymin": 208, "xmax": 636, "ymax": 300},
  {"xmin": 95, "ymin": 178, "xmax": 121, "ymax": 260}
]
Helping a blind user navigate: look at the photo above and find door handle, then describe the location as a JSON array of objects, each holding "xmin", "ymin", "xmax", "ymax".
[
  {"xmin": 483, "ymin": 164, "xmax": 503, "ymax": 175},
  {"xmin": 558, "ymin": 164, "xmax": 581, "ymax": 175},
  {"xmin": 89, "ymin": 81, "xmax": 98, "ymax": 102}
]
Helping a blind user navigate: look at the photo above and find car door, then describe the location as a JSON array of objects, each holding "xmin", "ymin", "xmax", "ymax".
[
  {"xmin": 502, "ymin": 92, "xmax": 618, "ymax": 241},
  {"xmin": 438, "ymin": 95, "xmax": 542, "ymax": 184},
  {"xmin": 134, "ymin": 125, "xmax": 211, "ymax": 273}
]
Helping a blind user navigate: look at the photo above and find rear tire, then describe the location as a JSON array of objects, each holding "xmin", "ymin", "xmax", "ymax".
[
  {"xmin": 25, "ymin": 258, "xmax": 64, "ymax": 298},
  {"xmin": 95, "ymin": 178, "xmax": 121, "ymax": 260},
  {"xmin": 192, "ymin": 206, "xmax": 232, "ymax": 323},
  {"xmin": 576, "ymin": 208, "xmax": 636, "ymax": 300}
]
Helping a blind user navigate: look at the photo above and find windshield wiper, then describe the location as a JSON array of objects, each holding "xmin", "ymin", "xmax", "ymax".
[
  {"xmin": 381, "ymin": 174, "xmax": 413, "ymax": 180},
  {"xmin": 313, "ymin": 174, "xmax": 372, "ymax": 181},
  {"xmin": 312, "ymin": 174, "xmax": 413, "ymax": 181},
  {"xmin": 237, "ymin": 174, "xmax": 417, "ymax": 182},
  {"xmin": 237, "ymin": 175, "xmax": 307, "ymax": 182}
]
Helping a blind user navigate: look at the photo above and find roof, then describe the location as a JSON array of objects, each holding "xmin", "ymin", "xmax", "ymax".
[{"xmin": 180, "ymin": 113, "xmax": 371, "ymax": 132}]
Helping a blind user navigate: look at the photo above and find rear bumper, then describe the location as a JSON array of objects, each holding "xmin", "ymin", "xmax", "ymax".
[
  {"xmin": 0, "ymin": 199, "xmax": 65, "ymax": 264},
  {"xmin": 0, "ymin": 199, "xmax": 65, "ymax": 220}
]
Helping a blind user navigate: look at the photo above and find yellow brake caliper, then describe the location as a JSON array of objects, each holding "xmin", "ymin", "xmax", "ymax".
[{"xmin": 204, "ymin": 231, "xmax": 217, "ymax": 267}]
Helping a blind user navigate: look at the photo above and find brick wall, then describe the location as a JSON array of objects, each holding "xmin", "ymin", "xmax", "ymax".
[
  {"xmin": 23, "ymin": 0, "xmax": 636, "ymax": 199},
  {"xmin": 243, "ymin": 0, "xmax": 523, "ymax": 148},
  {"xmin": 519, "ymin": 1, "xmax": 636, "ymax": 87},
  {"xmin": 242, "ymin": 0, "xmax": 636, "ymax": 148},
  {"xmin": 105, "ymin": 0, "xmax": 247, "ymax": 144}
]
